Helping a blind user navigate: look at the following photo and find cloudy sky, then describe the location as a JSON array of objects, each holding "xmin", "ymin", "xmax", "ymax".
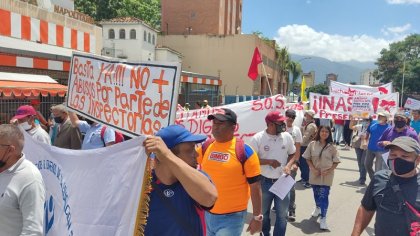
[{"xmin": 242, "ymin": 0, "xmax": 419, "ymax": 62}]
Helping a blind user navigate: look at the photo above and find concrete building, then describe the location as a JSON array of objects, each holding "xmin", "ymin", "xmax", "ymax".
[
  {"xmin": 325, "ymin": 73, "xmax": 338, "ymax": 86},
  {"xmin": 161, "ymin": 0, "xmax": 242, "ymax": 36},
  {"xmin": 100, "ymin": 17, "xmax": 158, "ymax": 62},
  {"xmin": 157, "ymin": 34, "xmax": 286, "ymax": 96},
  {"xmin": 360, "ymin": 69, "xmax": 380, "ymax": 86},
  {"xmin": 302, "ymin": 71, "xmax": 315, "ymax": 88}
]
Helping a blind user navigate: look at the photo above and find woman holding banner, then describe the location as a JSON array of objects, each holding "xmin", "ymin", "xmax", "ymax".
[{"xmin": 303, "ymin": 126, "xmax": 340, "ymax": 230}]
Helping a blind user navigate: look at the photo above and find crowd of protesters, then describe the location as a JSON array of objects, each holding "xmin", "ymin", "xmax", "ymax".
[{"xmin": 2, "ymin": 96, "xmax": 420, "ymax": 236}]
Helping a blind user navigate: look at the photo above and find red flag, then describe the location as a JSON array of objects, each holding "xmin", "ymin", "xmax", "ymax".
[{"xmin": 247, "ymin": 47, "xmax": 262, "ymax": 80}]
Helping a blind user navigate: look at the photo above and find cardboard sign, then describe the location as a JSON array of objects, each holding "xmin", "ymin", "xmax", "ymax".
[
  {"xmin": 310, "ymin": 92, "xmax": 399, "ymax": 119},
  {"xmin": 66, "ymin": 53, "xmax": 181, "ymax": 137},
  {"xmin": 330, "ymin": 81, "xmax": 393, "ymax": 96}
]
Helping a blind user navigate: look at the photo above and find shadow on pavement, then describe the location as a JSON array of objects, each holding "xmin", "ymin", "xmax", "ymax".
[
  {"xmin": 336, "ymin": 167, "xmax": 359, "ymax": 172},
  {"xmin": 340, "ymin": 156, "xmax": 357, "ymax": 162},
  {"xmin": 290, "ymin": 217, "xmax": 330, "ymax": 234}
]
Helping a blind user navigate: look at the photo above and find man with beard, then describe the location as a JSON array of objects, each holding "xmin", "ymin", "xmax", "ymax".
[{"xmin": 351, "ymin": 136, "xmax": 420, "ymax": 236}]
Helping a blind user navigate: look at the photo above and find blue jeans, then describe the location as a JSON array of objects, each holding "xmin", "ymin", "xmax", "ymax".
[
  {"xmin": 299, "ymin": 146, "xmax": 309, "ymax": 182},
  {"xmin": 205, "ymin": 210, "xmax": 246, "ymax": 236},
  {"xmin": 354, "ymin": 148, "xmax": 367, "ymax": 182},
  {"xmin": 334, "ymin": 124, "xmax": 344, "ymax": 143},
  {"xmin": 312, "ymin": 185, "xmax": 330, "ymax": 218},
  {"xmin": 261, "ymin": 177, "xmax": 290, "ymax": 236}
]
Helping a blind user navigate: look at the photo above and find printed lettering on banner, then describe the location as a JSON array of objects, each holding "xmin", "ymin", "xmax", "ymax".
[
  {"xmin": 330, "ymin": 81, "xmax": 393, "ymax": 97},
  {"xmin": 310, "ymin": 92, "xmax": 399, "ymax": 119},
  {"xmin": 175, "ymin": 94, "xmax": 305, "ymax": 142},
  {"xmin": 67, "ymin": 53, "xmax": 181, "ymax": 137}
]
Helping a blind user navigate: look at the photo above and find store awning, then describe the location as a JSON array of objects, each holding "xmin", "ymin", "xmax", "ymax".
[{"xmin": 0, "ymin": 72, "xmax": 67, "ymax": 97}]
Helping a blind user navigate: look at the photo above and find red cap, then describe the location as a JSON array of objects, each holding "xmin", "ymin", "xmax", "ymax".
[
  {"xmin": 12, "ymin": 105, "xmax": 37, "ymax": 120},
  {"xmin": 30, "ymin": 99, "xmax": 40, "ymax": 106},
  {"xmin": 265, "ymin": 111, "xmax": 286, "ymax": 123}
]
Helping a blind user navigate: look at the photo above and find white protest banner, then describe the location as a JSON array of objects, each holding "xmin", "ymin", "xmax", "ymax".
[
  {"xmin": 405, "ymin": 97, "xmax": 420, "ymax": 110},
  {"xmin": 310, "ymin": 92, "xmax": 399, "ymax": 119},
  {"xmin": 24, "ymin": 134, "xmax": 149, "ymax": 236},
  {"xmin": 330, "ymin": 81, "xmax": 393, "ymax": 96},
  {"xmin": 175, "ymin": 94, "xmax": 305, "ymax": 141},
  {"xmin": 67, "ymin": 53, "xmax": 181, "ymax": 137},
  {"xmin": 351, "ymin": 96, "xmax": 373, "ymax": 118}
]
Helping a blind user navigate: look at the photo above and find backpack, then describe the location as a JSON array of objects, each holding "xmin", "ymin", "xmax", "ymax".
[
  {"xmin": 201, "ymin": 138, "xmax": 247, "ymax": 173},
  {"xmin": 100, "ymin": 126, "xmax": 125, "ymax": 144}
]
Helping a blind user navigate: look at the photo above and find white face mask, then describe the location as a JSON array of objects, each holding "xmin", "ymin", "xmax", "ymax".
[{"xmin": 19, "ymin": 121, "xmax": 32, "ymax": 131}]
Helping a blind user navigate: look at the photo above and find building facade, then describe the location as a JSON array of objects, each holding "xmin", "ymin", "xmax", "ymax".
[
  {"xmin": 157, "ymin": 34, "xmax": 286, "ymax": 97},
  {"xmin": 302, "ymin": 71, "xmax": 315, "ymax": 88},
  {"xmin": 161, "ymin": 0, "xmax": 242, "ymax": 36},
  {"xmin": 325, "ymin": 73, "xmax": 338, "ymax": 86},
  {"xmin": 360, "ymin": 69, "xmax": 380, "ymax": 86}
]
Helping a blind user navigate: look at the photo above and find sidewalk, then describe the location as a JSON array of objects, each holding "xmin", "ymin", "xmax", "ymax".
[{"xmin": 242, "ymin": 148, "xmax": 375, "ymax": 236}]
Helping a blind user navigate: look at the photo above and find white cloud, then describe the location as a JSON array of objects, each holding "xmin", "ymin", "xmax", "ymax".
[
  {"xmin": 384, "ymin": 23, "xmax": 411, "ymax": 34},
  {"xmin": 386, "ymin": 0, "xmax": 420, "ymax": 4},
  {"xmin": 274, "ymin": 24, "xmax": 391, "ymax": 62}
]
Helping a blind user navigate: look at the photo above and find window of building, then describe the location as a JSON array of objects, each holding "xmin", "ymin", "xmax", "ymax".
[
  {"xmin": 108, "ymin": 29, "xmax": 115, "ymax": 39},
  {"xmin": 144, "ymin": 31, "xmax": 147, "ymax": 41},
  {"xmin": 130, "ymin": 29, "xmax": 136, "ymax": 39},
  {"xmin": 119, "ymin": 29, "xmax": 126, "ymax": 39},
  {"xmin": 148, "ymin": 33, "xmax": 151, "ymax": 43},
  {"xmin": 152, "ymin": 35, "xmax": 155, "ymax": 45}
]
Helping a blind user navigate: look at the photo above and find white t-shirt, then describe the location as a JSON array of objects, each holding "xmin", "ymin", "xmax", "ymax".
[
  {"xmin": 287, "ymin": 125, "xmax": 303, "ymax": 144},
  {"xmin": 0, "ymin": 156, "xmax": 46, "ymax": 236},
  {"xmin": 249, "ymin": 130, "xmax": 296, "ymax": 179},
  {"xmin": 27, "ymin": 125, "xmax": 51, "ymax": 145}
]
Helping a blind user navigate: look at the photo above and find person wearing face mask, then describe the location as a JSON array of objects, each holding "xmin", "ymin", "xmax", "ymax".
[
  {"xmin": 352, "ymin": 136, "xmax": 420, "ymax": 236},
  {"xmin": 69, "ymin": 112, "xmax": 116, "ymax": 150},
  {"xmin": 10, "ymin": 105, "xmax": 51, "ymax": 145},
  {"xmin": 0, "ymin": 124, "xmax": 46, "ymax": 236},
  {"xmin": 299, "ymin": 110, "xmax": 318, "ymax": 188},
  {"xmin": 51, "ymin": 104, "xmax": 82, "ymax": 150},
  {"xmin": 364, "ymin": 111, "xmax": 391, "ymax": 181},
  {"xmin": 378, "ymin": 111, "xmax": 419, "ymax": 149},
  {"xmin": 249, "ymin": 111, "xmax": 296, "ymax": 236}
]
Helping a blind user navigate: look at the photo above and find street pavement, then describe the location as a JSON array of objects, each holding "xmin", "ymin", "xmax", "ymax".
[{"xmin": 242, "ymin": 147, "xmax": 376, "ymax": 236}]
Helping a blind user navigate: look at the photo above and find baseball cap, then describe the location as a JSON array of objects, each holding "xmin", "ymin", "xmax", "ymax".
[
  {"xmin": 385, "ymin": 136, "xmax": 420, "ymax": 154},
  {"xmin": 208, "ymin": 108, "xmax": 237, "ymax": 124},
  {"xmin": 285, "ymin": 109, "xmax": 296, "ymax": 118},
  {"xmin": 12, "ymin": 105, "xmax": 37, "ymax": 120},
  {"xmin": 305, "ymin": 110, "xmax": 315, "ymax": 117},
  {"xmin": 394, "ymin": 111, "xmax": 406, "ymax": 119},
  {"xmin": 265, "ymin": 111, "xmax": 287, "ymax": 123},
  {"xmin": 377, "ymin": 111, "xmax": 389, "ymax": 119},
  {"xmin": 156, "ymin": 125, "xmax": 207, "ymax": 149}
]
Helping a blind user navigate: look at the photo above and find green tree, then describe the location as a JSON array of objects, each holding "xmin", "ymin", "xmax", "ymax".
[
  {"xmin": 374, "ymin": 34, "xmax": 420, "ymax": 96},
  {"xmin": 288, "ymin": 61, "xmax": 302, "ymax": 90},
  {"xmin": 306, "ymin": 84, "xmax": 329, "ymax": 97},
  {"xmin": 75, "ymin": 0, "xmax": 161, "ymax": 29},
  {"xmin": 276, "ymin": 46, "xmax": 291, "ymax": 94}
]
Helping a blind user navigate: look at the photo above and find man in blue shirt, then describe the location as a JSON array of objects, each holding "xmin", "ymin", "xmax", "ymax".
[
  {"xmin": 143, "ymin": 125, "xmax": 217, "ymax": 236},
  {"xmin": 410, "ymin": 110, "xmax": 420, "ymax": 135},
  {"xmin": 364, "ymin": 111, "xmax": 391, "ymax": 181},
  {"xmin": 69, "ymin": 112, "xmax": 116, "ymax": 150}
]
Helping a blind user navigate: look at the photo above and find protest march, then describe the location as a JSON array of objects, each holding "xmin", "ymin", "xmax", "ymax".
[{"xmin": 1, "ymin": 1, "xmax": 419, "ymax": 236}]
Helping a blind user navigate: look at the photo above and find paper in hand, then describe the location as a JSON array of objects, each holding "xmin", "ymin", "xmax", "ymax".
[{"xmin": 268, "ymin": 174, "xmax": 295, "ymax": 200}]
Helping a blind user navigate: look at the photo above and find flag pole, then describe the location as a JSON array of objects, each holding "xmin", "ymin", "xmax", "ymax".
[{"xmin": 261, "ymin": 63, "xmax": 273, "ymax": 96}]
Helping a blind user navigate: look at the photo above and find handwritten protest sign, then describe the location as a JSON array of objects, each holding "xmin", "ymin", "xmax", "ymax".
[
  {"xmin": 351, "ymin": 96, "xmax": 373, "ymax": 118},
  {"xmin": 175, "ymin": 94, "xmax": 305, "ymax": 142},
  {"xmin": 330, "ymin": 81, "xmax": 393, "ymax": 96},
  {"xmin": 66, "ymin": 53, "xmax": 181, "ymax": 136},
  {"xmin": 310, "ymin": 92, "xmax": 399, "ymax": 119}
]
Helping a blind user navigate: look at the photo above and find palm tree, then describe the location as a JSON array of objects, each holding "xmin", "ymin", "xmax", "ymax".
[
  {"xmin": 276, "ymin": 46, "xmax": 290, "ymax": 95},
  {"xmin": 288, "ymin": 61, "xmax": 302, "ymax": 100}
]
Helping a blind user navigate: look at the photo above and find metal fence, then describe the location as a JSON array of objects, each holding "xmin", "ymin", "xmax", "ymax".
[{"xmin": 0, "ymin": 95, "xmax": 65, "ymax": 124}]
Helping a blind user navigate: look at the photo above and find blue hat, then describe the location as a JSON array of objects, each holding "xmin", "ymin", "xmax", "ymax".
[{"xmin": 156, "ymin": 125, "xmax": 207, "ymax": 149}]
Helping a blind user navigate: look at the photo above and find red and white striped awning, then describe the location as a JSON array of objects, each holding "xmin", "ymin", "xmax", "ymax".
[
  {"xmin": 0, "ymin": 53, "xmax": 70, "ymax": 72},
  {"xmin": 181, "ymin": 75, "xmax": 222, "ymax": 86}
]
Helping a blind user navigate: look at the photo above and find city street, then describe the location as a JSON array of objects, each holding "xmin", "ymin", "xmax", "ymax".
[{"xmin": 243, "ymin": 147, "xmax": 376, "ymax": 236}]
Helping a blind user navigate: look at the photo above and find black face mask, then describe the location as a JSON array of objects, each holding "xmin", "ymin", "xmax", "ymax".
[
  {"xmin": 275, "ymin": 123, "xmax": 286, "ymax": 135},
  {"xmin": 387, "ymin": 158, "xmax": 416, "ymax": 175},
  {"xmin": 86, "ymin": 119, "xmax": 95, "ymax": 125},
  {"xmin": 54, "ymin": 116, "xmax": 64, "ymax": 124},
  {"xmin": 394, "ymin": 120, "xmax": 406, "ymax": 129}
]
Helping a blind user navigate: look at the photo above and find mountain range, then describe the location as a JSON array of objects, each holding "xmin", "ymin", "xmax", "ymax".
[{"xmin": 291, "ymin": 54, "xmax": 377, "ymax": 85}]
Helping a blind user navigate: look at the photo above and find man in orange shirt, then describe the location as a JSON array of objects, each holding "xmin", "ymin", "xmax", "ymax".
[{"xmin": 197, "ymin": 108, "xmax": 262, "ymax": 235}]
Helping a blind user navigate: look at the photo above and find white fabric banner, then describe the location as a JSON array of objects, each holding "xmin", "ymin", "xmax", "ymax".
[
  {"xmin": 310, "ymin": 92, "xmax": 399, "ymax": 119},
  {"xmin": 404, "ymin": 97, "xmax": 420, "ymax": 110},
  {"xmin": 330, "ymin": 81, "xmax": 393, "ymax": 96},
  {"xmin": 175, "ymin": 94, "xmax": 305, "ymax": 142},
  {"xmin": 66, "ymin": 53, "xmax": 181, "ymax": 137},
  {"xmin": 24, "ymin": 133, "xmax": 148, "ymax": 236}
]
